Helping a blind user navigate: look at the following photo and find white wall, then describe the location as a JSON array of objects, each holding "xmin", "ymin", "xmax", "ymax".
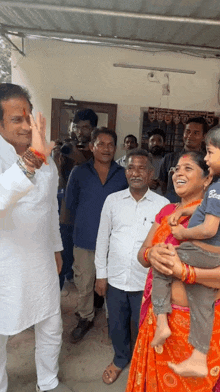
[{"xmin": 11, "ymin": 37, "xmax": 220, "ymax": 159}]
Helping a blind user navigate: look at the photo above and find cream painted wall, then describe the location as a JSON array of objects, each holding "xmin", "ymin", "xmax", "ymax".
[{"xmin": 11, "ymin": 37, "xmax": 220, "ymax": 159}]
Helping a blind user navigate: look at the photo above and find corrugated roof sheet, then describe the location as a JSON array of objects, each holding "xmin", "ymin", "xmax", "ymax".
[{"xmin": 1, "ymin": 0, "xmax": 220, "ymax": 57}]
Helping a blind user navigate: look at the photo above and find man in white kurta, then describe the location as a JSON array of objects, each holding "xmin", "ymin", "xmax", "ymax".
[
  {"xmin": 0, "ymin": 83, "xmax": 72, "ymax": 392},
  {"xmin": 0, "ymin": 134, "xmax": 61, "ymax": 334}
]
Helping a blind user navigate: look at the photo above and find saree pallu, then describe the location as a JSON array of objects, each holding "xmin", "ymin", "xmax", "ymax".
[
  {"xmin": 126, "ymin": 301, "xmax": 220, "ymax": 392},
  {"xmin": 126, "ymin": 201, "xmax": 220, "ymax": 392}
]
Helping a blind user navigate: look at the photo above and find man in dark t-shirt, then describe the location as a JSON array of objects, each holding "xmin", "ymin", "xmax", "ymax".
[
  {"xmin": 159, "ymin": 117, "xmax": 208, "ymax": 202},
  {"xmin": 54, "ymin": 109, "xmax": 98, "ymax": 289}
]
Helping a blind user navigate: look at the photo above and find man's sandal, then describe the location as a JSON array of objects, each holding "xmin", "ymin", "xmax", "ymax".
[{"xmin": 102, "ymin": 362, "xmax": 122, "ymax": 384}]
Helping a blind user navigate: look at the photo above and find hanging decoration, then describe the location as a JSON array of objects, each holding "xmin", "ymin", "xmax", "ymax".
[
  {"xmin": 147, "ymin": 107, "xmax": 217, "ymax": 127},
  {"xmin": 142, "ymin": 107, "xmax": 219, "ymax": 153}
]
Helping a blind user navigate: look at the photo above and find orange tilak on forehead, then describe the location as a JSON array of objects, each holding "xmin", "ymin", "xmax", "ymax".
[
  {"xmin": 182, "ymin": 154, "xmax": 189, "ymax": 158},
  {"xmin": 23, "ymin": 108, "xmax": 26, "ymax": 117}
]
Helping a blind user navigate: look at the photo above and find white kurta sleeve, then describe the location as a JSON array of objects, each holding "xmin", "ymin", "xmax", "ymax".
[
  {"xmin": 0, "ymin": 162, "xmax": 34, "ymax": 215},
  {"xmin": 49, "ymin": 159, "xmax": 63, "ymax": 252},
  {"xmin": 95, "ymin": 195, "xmax": 112, "ymax": 279}
]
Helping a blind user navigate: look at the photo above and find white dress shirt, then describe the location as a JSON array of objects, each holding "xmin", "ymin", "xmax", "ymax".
[
  {"xmin": 116, "ymin": 154, "xmax": 126, "ymax": 167},
  {"xmin": 0, "ymin": 135, "xmax": 63, "ymax": 335},
  {"xmin": 95, "ymin": 188, "xmax": 169, "ymax": 292}
]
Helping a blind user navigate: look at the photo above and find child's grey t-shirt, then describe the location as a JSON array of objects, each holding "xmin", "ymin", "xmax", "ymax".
[{"xmin": 188, "ymin": 178, "xmax": 220, "ymax": 246}]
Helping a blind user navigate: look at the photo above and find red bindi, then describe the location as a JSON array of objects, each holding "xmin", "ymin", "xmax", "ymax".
[
  {"xmin": 23, "ymin": 108, "xmax": 26, "ymax": 117},
  {"xmin": 182, "ymin": 154, "xmax": 188, "ymax": 158}
]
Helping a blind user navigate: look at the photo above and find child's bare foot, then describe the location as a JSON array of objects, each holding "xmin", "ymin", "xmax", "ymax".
[
  {"xmin": 151, "ymin": 325, "xmax": 171, "ymax": 347},
  {"xmin": 151, "ymin": 313, "xmax": 171, "ymax": 347},
  {"xmin": 168, "ymin": 349, "xmax": 208, "ymax": 377}
]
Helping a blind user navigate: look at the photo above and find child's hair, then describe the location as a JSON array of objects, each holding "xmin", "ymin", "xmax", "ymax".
[
  {"xmin": 178, "ymin": 150, "xmax": 210, "ymax": 177},
  {"xmin": 205, "ymin": 126, "xmax": 220, "ymax": 149}
]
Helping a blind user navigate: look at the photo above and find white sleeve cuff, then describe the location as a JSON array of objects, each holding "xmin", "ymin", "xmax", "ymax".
[
  {"xmin": 54, "ymin": 243, "xmax": 64, "ymax": 253},
  {"xmin": 96, "ymin": 267, "xmax": 107, "ymax": 279}
]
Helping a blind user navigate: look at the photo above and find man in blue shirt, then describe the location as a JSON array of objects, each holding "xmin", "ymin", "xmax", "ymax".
[{"xmin": 65, "ymin": 127, "xmax": 128, "ymax": 343}]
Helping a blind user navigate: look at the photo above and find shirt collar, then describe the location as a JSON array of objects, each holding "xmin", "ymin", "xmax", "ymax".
[
  {"xmin": 87, "ymin": 158, "xmax": 118, "ymax": 171},
  {"xmin": 122, "ymin": 187, "xmax": 154, "ymax": 202}
]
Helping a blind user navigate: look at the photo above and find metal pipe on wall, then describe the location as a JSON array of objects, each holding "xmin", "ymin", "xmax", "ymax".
[{"xmin": 113, "ymin": 64, "xmax": 196, "ymax": 74}]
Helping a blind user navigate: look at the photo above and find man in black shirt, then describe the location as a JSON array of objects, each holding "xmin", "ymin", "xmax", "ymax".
[
  {"xmin": 56, "ymin": 109, "xmax": 98, "ymax": 289},
  {"xmin": 159, "ymin": 117, "xmax": 208, "ymax": 202}
]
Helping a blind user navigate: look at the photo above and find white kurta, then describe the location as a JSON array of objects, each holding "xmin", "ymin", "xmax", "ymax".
[{"xmin": 0, "ymin": 135, "xmax": 63, "ymax": 335}]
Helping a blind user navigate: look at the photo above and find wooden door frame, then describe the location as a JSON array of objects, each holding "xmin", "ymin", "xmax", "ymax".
[{"xmin": 51, "ymin": 98, "xmax": 117, "ymax": 140}]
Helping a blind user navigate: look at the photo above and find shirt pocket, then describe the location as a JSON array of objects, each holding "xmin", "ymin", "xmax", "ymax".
[{"xmin": 115, "ymin": 208, "xmax": 135, "ymax": 228}]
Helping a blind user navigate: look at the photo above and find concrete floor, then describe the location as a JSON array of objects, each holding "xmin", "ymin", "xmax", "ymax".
[{"xmin": 6, "ymin": 281, "xmax": 129, "ymax": 392}]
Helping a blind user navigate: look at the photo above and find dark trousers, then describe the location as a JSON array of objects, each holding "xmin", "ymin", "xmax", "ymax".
[
  {"xmin": 106, "ymin": 284, "xmax": 143, "ymax": 369},
  {"xmin": 59, "ymin": 224, "xmax": 74, "ymax": 290}
]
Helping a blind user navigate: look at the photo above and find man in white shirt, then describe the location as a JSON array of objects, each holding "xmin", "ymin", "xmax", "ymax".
[
  {"xmin": 116, "ymin": 134, "xmax": 138, "ymax": 167},
  {"xmin": 0, "ymin": 84, "xmax": 72, "ymax": 392},
  {"xmin": 95, "ymin": 149, "xmax": 169, "ymax": 384}
]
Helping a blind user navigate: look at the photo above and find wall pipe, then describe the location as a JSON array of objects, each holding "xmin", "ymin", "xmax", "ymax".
[{"xmin": 113, "ymin": 63, "xmax": 196, "ymax": 74}]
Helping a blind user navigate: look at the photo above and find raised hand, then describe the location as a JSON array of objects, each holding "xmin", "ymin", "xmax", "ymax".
[{"xmin": 30, "ymin": 113, "xmax": 54, "ymax": 158}]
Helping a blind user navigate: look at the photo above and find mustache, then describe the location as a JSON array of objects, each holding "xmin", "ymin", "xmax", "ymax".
[{"xmin": 130, "ymin": 177, "xmax": 142, "ymax": 181}]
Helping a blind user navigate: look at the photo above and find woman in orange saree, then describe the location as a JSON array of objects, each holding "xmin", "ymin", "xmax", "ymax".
[{"xmin": 126, "ymin": 151, "xmax": 220, "ymax": 392}]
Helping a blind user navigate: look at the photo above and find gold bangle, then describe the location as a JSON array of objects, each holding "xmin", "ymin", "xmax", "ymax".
[
  {"xmin": 189, "ymin": 266, "xmax": 196, "ymax": 284},
  {"xmin": 144, "ymin": 247, "xmax": 151, "ymax": 262},
  {"xmin": 22, "ymin": 148, "xmax": 44, "ymax": 169},
  {"xmin": 181, "ymin": 263, "xmax": 187, "ymax": 282}
]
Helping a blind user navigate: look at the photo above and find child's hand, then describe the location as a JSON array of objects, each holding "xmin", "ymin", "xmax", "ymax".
[
  {"xmin": 168, "ymin": 209, "xmax": 183, "ymax": 226},
  {"xmin": 171, "ymin": 225, "xmax": 187, "ymax": 240}
]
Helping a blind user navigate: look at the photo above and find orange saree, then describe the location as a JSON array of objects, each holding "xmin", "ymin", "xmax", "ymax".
[
  {"xmin": 126, "ymin": 302, "xmax": 220, "ymax": 392},
  {"xmin": 126, "ymin": 201, "xmax": 220, "ymax": 392}
]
